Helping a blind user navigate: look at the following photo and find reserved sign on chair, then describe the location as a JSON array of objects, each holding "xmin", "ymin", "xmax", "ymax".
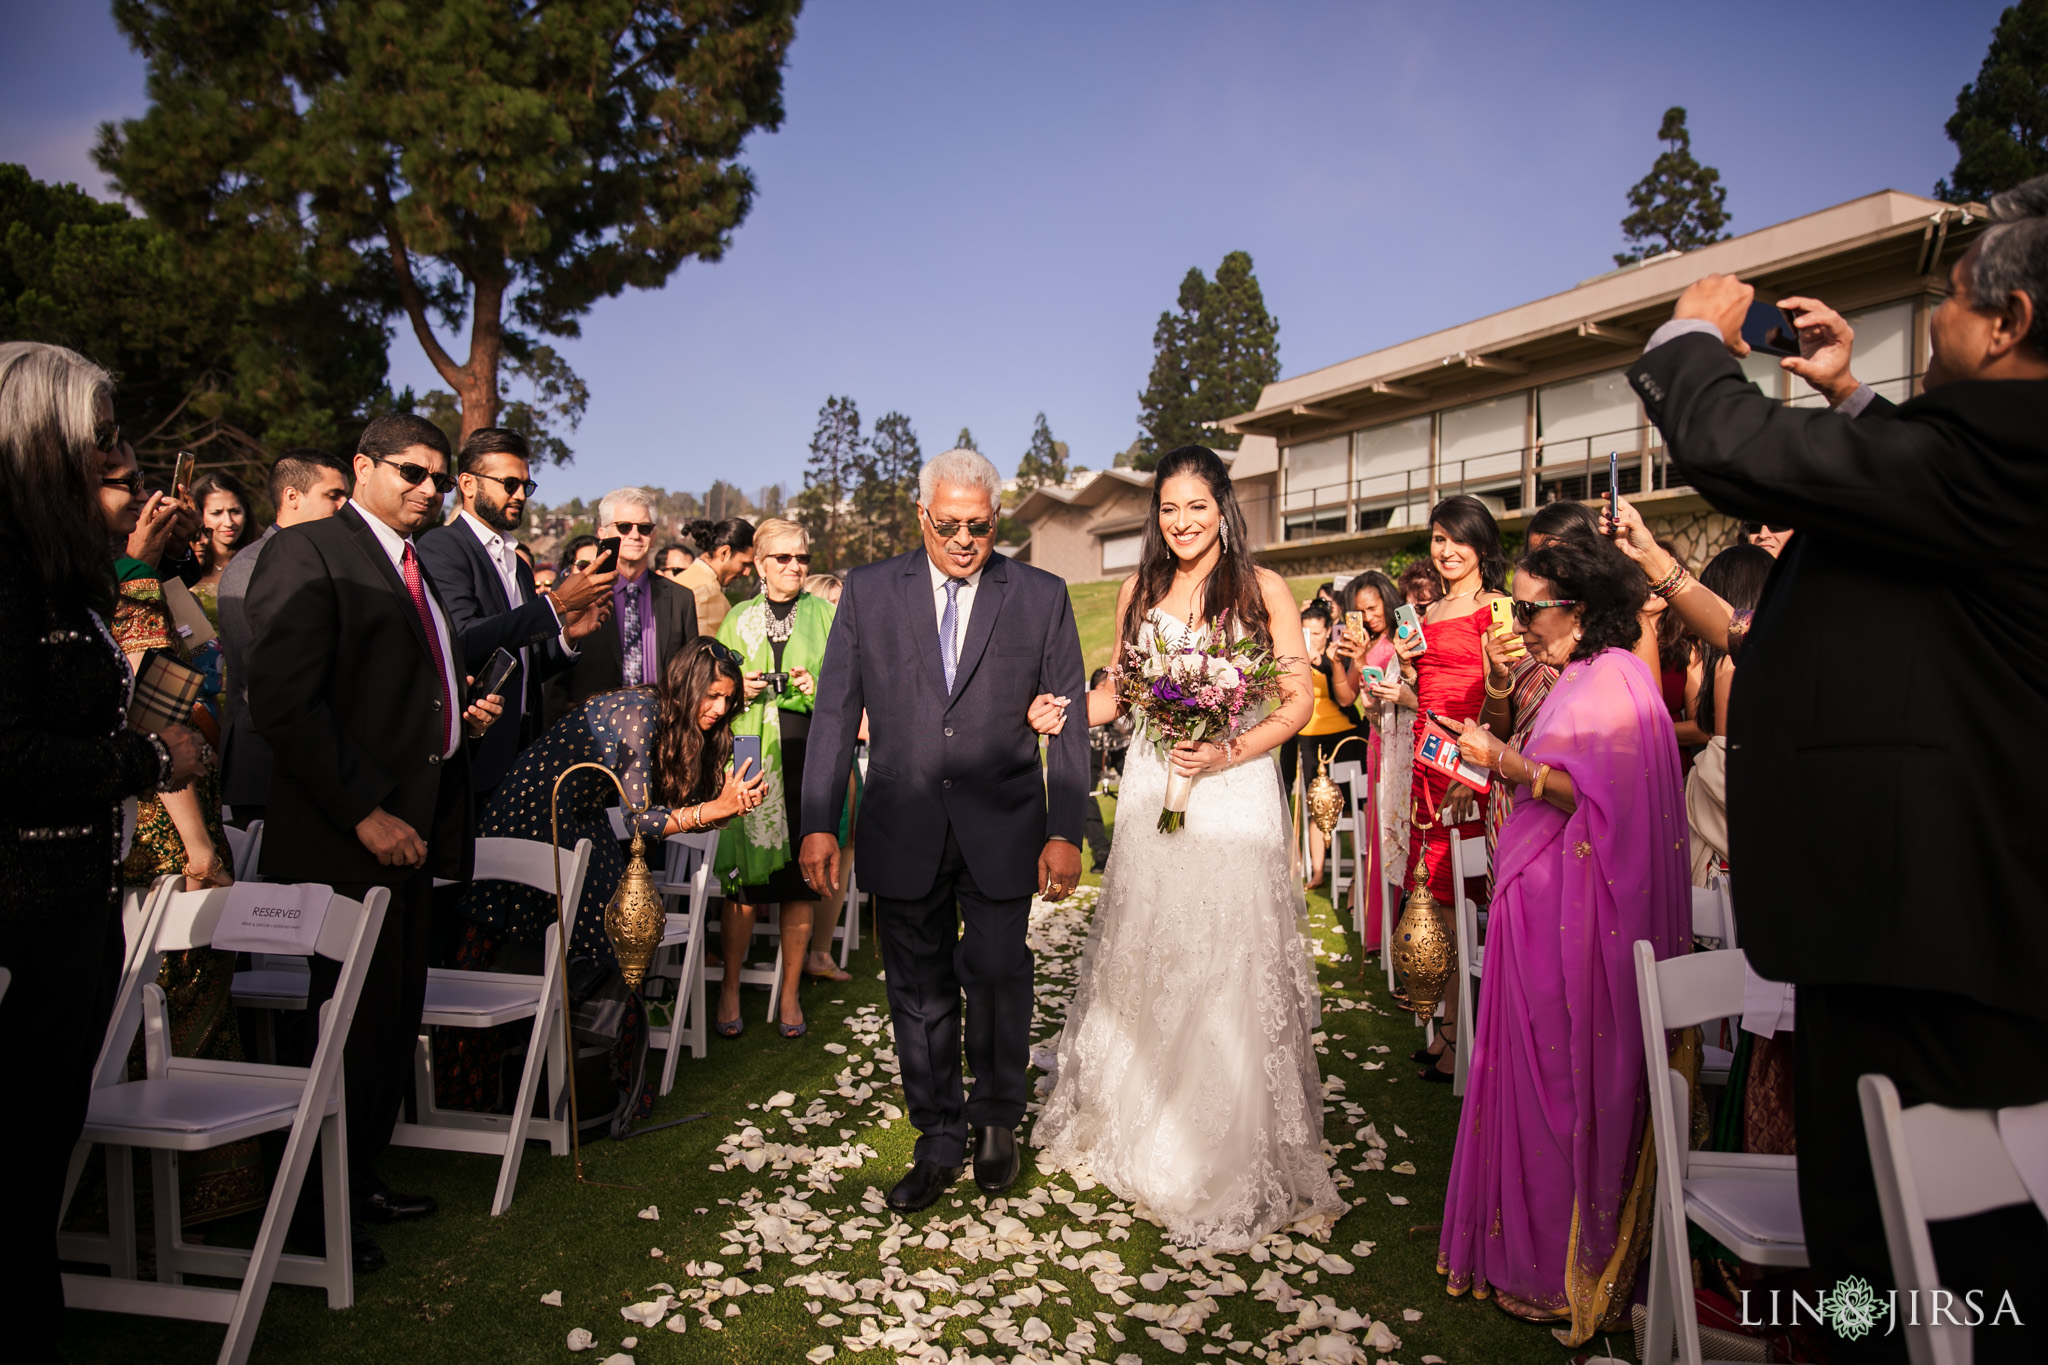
[{"xmin": 214, "ymin": 881, "xmax": 333, "ymax": 955}]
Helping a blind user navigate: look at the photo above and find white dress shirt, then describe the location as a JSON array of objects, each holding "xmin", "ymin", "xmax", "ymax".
[
  {"xmin": 927, "ymin": 555, "xmax": 983, "ymax": 663},
  {"xmin": 360, "ymin": 508, "xmax": 461, "ymax": 757},
  {"xmin": 458, "ymin": 509, "xmax": 576, "ymax": 672}
]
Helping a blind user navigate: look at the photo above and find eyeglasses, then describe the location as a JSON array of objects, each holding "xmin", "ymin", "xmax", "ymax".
[
  {"xmin": 923, "ymin": 508, "xmax": 995, "ymax": 539},
  {"xmin": 371, "ymin": 455, "xmax": 456, "ymax": 494},
  {"xmin": 101, "ymin": 471, "xmax": 144, "ymax": 495},
  {"xmin": 1510, "ymin": 598, "xmax": 1580, "ymax": 627},
  {"xmin": 94, "ymin": 423, "xmax": 123, "ymax": 453},
  {"xmin": 570, "ymin": 557, "xmax": 597, "ymax": 573},
  {"xmin": 472, "ymin": 473, "xmax": 538, "ymax": 498},
  {"xmin": 761, "ymin": 551, "xmax": 812, "ymax": 567},
  {"xmin": 612, "ymin": 521, "xmax": 654, "ymax": 537},
  {"xmin": 706, "ymin": 640, "xmax": 744, "ymax": 667}
]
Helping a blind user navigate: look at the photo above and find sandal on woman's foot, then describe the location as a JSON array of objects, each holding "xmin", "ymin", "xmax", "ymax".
[
  {"xmin": 1420, "ymin": 1062, "xmax": 1455, "ymax": 1083},
  {"xmin": 1412, "ymin": 1027, "xmax": 1455, "ymax": 1065},
  {"xmin": 803, "ymin": 962, "xmax": 852, "ymax": 982},
  {"xmin": 715, "ymin": 1015, "xmax": 744, "ymax": 1039},
  {"xmin": 778, "ymin": 1019, "xmax": 807, "ymax": 1039}
]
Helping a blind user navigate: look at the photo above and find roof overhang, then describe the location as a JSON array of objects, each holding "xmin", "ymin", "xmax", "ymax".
[{"xmin": 1220, "ymin": 191, "xmax": 1986, "ymax": 441}]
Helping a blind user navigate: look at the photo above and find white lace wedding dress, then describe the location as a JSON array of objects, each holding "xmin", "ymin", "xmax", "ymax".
[{"xmin": 1031, "ymin": 613, "xmax": 1347, "ymax": 1251}]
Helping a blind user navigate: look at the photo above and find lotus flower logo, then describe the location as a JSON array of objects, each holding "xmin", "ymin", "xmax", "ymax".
[{"xmin": 1826, "ymin": 1275, "xmax": 1883, "ymax": 1341}]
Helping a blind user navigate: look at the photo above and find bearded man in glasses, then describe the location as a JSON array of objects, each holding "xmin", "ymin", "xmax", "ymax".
[
  {"xmin": 417, "ymin": 427, "xmax": 614, "ymax": 802},
  {"xmin": 561, "ymin": 486, "xmax": 698, "ymax": 707},
  {"xmin": 798, "ymin": 447, "xmax": 1088, "ymax": 1213},
  {"xmin": 245, "ymin": 412, "xmax": 509, "ymax": 1272}
]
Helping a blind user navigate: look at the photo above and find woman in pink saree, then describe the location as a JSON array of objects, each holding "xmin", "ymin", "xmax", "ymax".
[{"xmin": 1435, "ymin": 536, "xmax": 1691, "ymax": 1344}]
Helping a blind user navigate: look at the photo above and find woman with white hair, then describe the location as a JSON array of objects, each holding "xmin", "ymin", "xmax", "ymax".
[
  {"xmin": 714, "ymin": 517, "xmax": 839, "ymax": 1036},
  {"xmin": 0, "ymin": 341, "xmax": 207, "ymax": 1353}
]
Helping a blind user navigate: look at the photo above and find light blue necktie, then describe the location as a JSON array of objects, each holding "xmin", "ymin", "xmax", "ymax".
[{"xmin": 940, "ymin": 577, "xmax": 963, "ymax": 693}]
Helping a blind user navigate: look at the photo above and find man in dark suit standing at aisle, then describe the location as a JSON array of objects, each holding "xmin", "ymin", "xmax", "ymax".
[
  {"xmin": 562, "ymin": 486, "xmax": 696, "ymax": 707},
  {"xmin": 1627, "ymin": 176, "xmax": 2048, "ymax": 1362},
  {"xmin": 417, "ymin": 427, "xmax": 614, "ymax": 801},
  {"xmin": 246, "ymin": 412, "xmax": 506, "ymax": 1271}
]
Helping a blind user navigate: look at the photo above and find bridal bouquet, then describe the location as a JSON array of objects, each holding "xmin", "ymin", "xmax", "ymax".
[{"xmin": 1117, "ymin": 611, "xmax": 1287, "ymax": 831}]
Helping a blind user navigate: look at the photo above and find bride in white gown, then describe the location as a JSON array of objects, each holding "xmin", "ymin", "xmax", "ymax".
[{"xmin": 1031, "ymin": 446, "xmax": 1347, "ymax": 1252}]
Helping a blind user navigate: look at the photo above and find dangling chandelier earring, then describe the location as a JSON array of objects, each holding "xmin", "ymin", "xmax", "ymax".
[{"xmin": 1219, "ymin": 519, "xmax": 1229, "ymax": 551}]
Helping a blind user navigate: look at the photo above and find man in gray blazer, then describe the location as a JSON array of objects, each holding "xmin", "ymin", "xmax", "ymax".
[
  {"xmin": 216, "ymin": 448, "xmax": 350, "ymax": 826},
  {"xmin": 799, "ymin": 448, "xmax": 1088, "ymax": 1213}
]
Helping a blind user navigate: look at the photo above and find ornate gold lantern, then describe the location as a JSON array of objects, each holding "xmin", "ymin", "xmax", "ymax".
[
  {"xmin": 1391, "ymin": 792, "xmax": 1456, "ymax": 1022},
  {"xmin": 605, "ymin": 831, "xmax": 666, "ymax": 988},
  {"xmin": 1306, "ymin": 753, "xmax": 1346, "ymax": 842}
]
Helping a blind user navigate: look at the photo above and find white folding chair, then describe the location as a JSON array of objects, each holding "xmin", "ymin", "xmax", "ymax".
[
  {"xmin": 1859, "ymin": 1074, "xmax": 2035, "ymax": 1365},
  {"xmin": 59, "ymin": 882, "xmax": 387, "ymax": 1365},
  {"xmin": 1448, "ymin": 826, "xmax": 1488, "ymax": 1096},
  {"xmin": 1338, "ymin": 763, "xmax": 1370, "ymax": 940},
  {"xmin": 1326, "ymin": 758, "xmax": 1362, "ymax": 904},
  {"xmin": 222, "ymin": 819, "xmax": 264, "ymax": 883},
  {"xmin": 390, "ymin": 836, "xmax": 591, "ymax": 1216},
  {"xmin": 1635, "ymin": 942, "xmax": 1808, "ymax": 1365},
  {"xmin": 649, "ymin": 830, "xmax": 720, "ymax": 1095},
  {"xmin": 837, "ymin": 848, "xmax": 863, "ymax": 965},
  {"xmin": 1688, "ymin": 880, "xmax": 1738, "ymax": 1085}
]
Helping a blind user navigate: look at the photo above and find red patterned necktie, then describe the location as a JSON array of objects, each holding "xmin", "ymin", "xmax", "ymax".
[{"xmin": 402, "ymin": 541, "xmax": 456, "ymax": 751}]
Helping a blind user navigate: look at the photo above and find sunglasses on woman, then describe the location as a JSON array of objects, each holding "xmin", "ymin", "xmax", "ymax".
[
  {"xmin": 1510, "ymin": 598, "xmax": 1580, "ymax": 627},
  {"xmin": 371, "ymin": 454, "xmax": 457, "ymax": 495},
  {"xmin": 706, "ymin": 640, "xmax": 744, "ymax": 666},
  {"xmin": 101, "ymin": 470, "xmax": 145, "ymax": 496},
  {"xmin": 94, "ymin": 422, "xmax": 123, "ymax": 453},
  {"xmin": 761, "ymin": 551, "xmax": 812, "ymax": 567}
]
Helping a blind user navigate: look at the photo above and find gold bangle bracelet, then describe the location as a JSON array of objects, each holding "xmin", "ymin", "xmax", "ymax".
[
  {"xmin": 1532, "ymin": 763, "xmax": 1552, "ymax": 801},
  {"xmin": 1484, "ymin": 677, "xmax": 1514, "ymax": 699}
]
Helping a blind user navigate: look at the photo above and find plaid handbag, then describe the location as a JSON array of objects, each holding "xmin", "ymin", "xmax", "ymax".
[{"xmin": 127, "ymin": 646, "xmax": 205, "ymax": 735}]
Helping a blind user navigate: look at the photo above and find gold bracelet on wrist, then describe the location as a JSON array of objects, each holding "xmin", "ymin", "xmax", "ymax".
[
  {"xmin": 1484, "ymin": 675, "xmax": 1514, "ymax": 699},
  {"xmin": 1533, "ymin": 763, "xmax": 1552, "ymax": 801}
]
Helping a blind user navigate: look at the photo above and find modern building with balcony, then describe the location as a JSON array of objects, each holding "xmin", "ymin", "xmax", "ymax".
[{"xmin": 1015, "ymin": 189, "xmax": 1985, "ymax": 586}]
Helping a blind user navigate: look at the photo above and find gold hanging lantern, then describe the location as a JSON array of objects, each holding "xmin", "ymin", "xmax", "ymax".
[
  {"xmin": 1307, "ymin": 753, "xmax": 1346, "ymax": 842},
  {"xmin": 1391, "ymin": 795, "xmax": 1456, "ymax": 1021},
  {"xmin": 605, "ymin": 831, "xmax": 666, "ymax": 988}
]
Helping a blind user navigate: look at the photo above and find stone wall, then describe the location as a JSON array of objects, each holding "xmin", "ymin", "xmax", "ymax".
[{"xmin": 1643, "ymin": 508, "xmax": 1744, "ymax": 570}]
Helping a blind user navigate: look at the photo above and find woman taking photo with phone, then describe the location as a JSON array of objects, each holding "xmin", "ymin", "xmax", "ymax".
[
  {"xmin": 714, "ymin": 518, "xmax": 837, "ymax": 1038},
  {"xmin": 1284, "ymin": 599, "xmax": 1361, "ymax": 885},
  {"xmin": 1331, "ymin": 570, "xmax": 1403, "ymax": 948},
  {"xmin": 1373, "ymin": 495, "xmax": 1509, "ymax": 1080}
]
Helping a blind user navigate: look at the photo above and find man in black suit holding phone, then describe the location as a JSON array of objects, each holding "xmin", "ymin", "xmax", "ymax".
[
  {"xmin": 417, "ymin": 427, "xmax": 614, "ymax": 800},
  {"xmin": 1628, "ymin": 176, "xmax": 2048, "ymax": 1360},
  {"xmin": 246, "ymin": 412, "xmax": 507, "ymax": 1271},
  {"xmin": 562, "ymin": 486, "xmax": 696, "ymax": 706}
]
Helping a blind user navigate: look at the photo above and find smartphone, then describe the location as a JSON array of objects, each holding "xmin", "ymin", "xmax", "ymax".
[
  {"xmin": 471, "ymin": 647, "xmax": 519, "ymax": 706},
  {"xmin": 171, "ymin": 450, "xmax": 197, "ymax": 496},
  {"xmin": 1607, "ymin": 450, "xmax": 1620, "ymax": 520},
  {"xmin": 1739, "ymin": 299, "xmax": 1802, "ymax": 358},
  {"xmin": 592, "ymin": 536, "xmax": 622, "ymax": 575},
  {"xmin": 730, "ymin": 733, "xmax": 763, "ymax": 781},
  {"xmin": 1358, "ymin": 664, "xmax": 1386, "ymax": 686},
  {"xmin": 1393, "ymin": 603, "xmax": 1426, "ymax": 655},
  {"xmin": 1488, "ymin": 595, "xmax": 1527, "ymax": 659},
  {"xmin": 1345, "ymin": 610, "xmax": 1365, "ymax": 640}
]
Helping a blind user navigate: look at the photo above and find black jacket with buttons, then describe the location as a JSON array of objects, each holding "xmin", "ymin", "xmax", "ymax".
[
  {"xmin": 1630, "ymin": 333, "xmax": 2048, "ymax": 1018},
  {"xmin": 245, "ymin": 502, "xmax": 474, "ymax": 886}
]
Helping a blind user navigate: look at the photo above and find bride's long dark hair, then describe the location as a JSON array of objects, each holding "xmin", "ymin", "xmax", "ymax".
[{"xmin": 1117, "ymin": 445, "xmax": 1273, "ymax": 653}]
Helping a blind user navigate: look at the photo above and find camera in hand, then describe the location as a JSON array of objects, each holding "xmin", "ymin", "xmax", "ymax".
[{"xmin": 759, "ymin": 670, "xmax": 790, "ymax": 695}]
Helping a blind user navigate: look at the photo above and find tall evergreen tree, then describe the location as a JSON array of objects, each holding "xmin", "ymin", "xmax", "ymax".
[
  {"xmin": 856, "ymin": 411, "xmax": 922, "ymax": 561},
  {"xmin": 96, "ymin": 0, "xmax": 801, "ymax": 453},
  {"xmin": 1135, "ymin": 251, "xmax": 1279, "ymax": 468},
  {"xmin": 1615, "ymin": 107, "xmax": 1731, "ymax": 266},
  {"xmin": 1013, "ymin": 412, "xmax": 1069, "ymax": 493},
  {"xmin": 953, "ymin": 426, "xmax": 979, "ymax": 452},
  {"xmin": 799, "ymin": 395, "xmax": 862, "ymax": 570},
  {"xmin": 1937, "ymin": 0, "xmax": 2048, "ymax": 202}
]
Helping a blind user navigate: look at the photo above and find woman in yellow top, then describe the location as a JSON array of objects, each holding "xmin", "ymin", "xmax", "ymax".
[
  {"xmin": 1283, "ymin": 599, "xmax": 1361, "ymax": 883},
  {"xmin": 675, "ymin": 516, "xmax": 756, "ymax": 636}
]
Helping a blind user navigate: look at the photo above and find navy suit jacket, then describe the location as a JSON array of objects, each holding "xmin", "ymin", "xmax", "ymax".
[
  {"xmin": 416, "ymin": 517, "xmax": 576, "ymax": 792},
  {"xmin": 800, "ymin": 550, "xmax": 1088, "ymax": 902}
]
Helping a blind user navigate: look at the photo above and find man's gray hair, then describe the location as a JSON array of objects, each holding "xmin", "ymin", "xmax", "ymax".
[
  {"xmin": 1972, "ymin": 173, "xmax": 2048, "ymax": 355},
  {"xmin": 598, "ymin": 486, "xmax": 658, "ymax": 526},
  {"xmin": 918, "ymin": 447, "xmax": 1002, "ymax": 507}
]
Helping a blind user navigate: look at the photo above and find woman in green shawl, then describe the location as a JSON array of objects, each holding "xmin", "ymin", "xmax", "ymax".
[{"xmin": 714, "ymin": 518, "xmax": 835, "ymax": 1038}]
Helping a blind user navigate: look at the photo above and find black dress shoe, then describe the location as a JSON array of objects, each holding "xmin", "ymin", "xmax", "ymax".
[
  {"xmin": 973, "ymin": 1125, "xmax": 1020, "ymax": 1195},
  {"xmin": 360, "ymin": 1188, "xmax": 438, "ymax": 1223},
  {"xmin": 886, "ymin": 1159, "xmax": 962, "ymax": 1213},
  {"xmin": 352, "ymin": 1223, "xmax": 387, "ymax": 1273}
]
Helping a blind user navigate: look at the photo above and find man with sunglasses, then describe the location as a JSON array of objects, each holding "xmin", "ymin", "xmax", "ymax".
[
  {"xmin": 798, "ymin": 447, "xmax": 1087, "ymax": 1214},
  {"xmin": 562, "ymin": 486, "xmax": 697, "ymax": 707},
  {"xmin": 245, "ymin": 412, "xmax": 508, "ymax": 1272},
  {"xmin": 418, "ymin": 427, "xmax": 615, "ymax": 800}
]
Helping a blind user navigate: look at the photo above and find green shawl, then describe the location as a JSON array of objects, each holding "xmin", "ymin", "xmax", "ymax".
[{"xmin": 714, "ymin": 590, "xmax": 835, "ymax": 888}]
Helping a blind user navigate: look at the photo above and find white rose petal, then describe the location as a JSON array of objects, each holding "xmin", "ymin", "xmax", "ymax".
[
  {"xmin": 637, "ymin": 1205, "xmax": 659, "ymax": 1220},
  {"xmin": 1402, "ymin": 1308, "xmax": 1424, "ymax": 1321},
  {"xmin": 540, "ymin": 1290, "xmax": 563, "ymax": 1306},
  {"xmin": 765, "ymin": 1091, "xmax": 796, "ymax": 1109},
  {"xmin": 566, "ymin": 1328, "xmax": 595, "ymax": 1352},
  {"xmin": 806, "ymin": 1349, "xmax": 836, "ymax": 1363}
]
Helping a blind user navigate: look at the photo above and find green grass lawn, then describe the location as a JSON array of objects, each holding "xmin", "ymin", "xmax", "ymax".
[
  {"xmin": 1072, "ymin": 575, "xmax": 1353, "ymax": 677},
  {"xmin": 58, "ymin": 844, "xmax": 1579, "ymax": 1365}
]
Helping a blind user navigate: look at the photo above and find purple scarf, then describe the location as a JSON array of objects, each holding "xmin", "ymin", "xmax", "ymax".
[{"xmin": 1437, "ymin": 648, "xmax": 1689, "ymax": 1339}]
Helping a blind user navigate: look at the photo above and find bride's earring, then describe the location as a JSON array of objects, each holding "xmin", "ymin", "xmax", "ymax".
[{"xmin": 1219, "ymin": 519, "xmax": 1228, "ymax": 551}]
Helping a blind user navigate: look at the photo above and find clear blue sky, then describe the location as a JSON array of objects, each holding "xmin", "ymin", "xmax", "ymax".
[{"xmin": 0, "ymin": 0, "xmax": 2011, "ymax": 502}]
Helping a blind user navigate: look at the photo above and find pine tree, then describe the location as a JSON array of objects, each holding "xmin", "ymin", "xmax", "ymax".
[
  {"xmin": 857, "ymin": 411, "xmax": 922, "ymax": 561},
  {"xmin": 954, "ymin": 427, "xmax": 979, "ymax": 452},
  {"xmin": 1135, "ymin": 253, "xmax": 1280, "ymax": 468},
  {"xmin": 96, "ymin": 0, "xmax": 800, "ymax": 452},
  {"xmin": 1937, "ymin": 0, "xmax": 2048, "ymax": 202},
  {"xmin": 1013, "ymin": 412, "xmax": 1069, "ymax": 493},
  {"xmin": 799, "ymin": 395, "xmax": 862, "ymax": 571},
  {"xmin": 1615, "ymin": 108, "xmax": 1731, "ymax": 266}
]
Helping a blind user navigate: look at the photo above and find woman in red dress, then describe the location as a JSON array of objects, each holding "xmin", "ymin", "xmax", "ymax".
[{"xmin": 1379, "ymin": 495, "xmax": 1511, "ymax": 1081}]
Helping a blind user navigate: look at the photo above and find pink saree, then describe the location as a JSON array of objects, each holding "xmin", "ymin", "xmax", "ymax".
[
  {"xmin": 1359, "ymin": 636, "xmax": 1397, "ymax": 950},
  {"xmin": 1437, "ymin": 649, "xmax": 1690, "ymax": 1343}
]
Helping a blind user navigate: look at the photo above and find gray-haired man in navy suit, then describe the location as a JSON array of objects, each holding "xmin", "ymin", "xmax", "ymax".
[{"xmin": 799, "ymin": 447, "xmax": 1088, "ymax": 1212}]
